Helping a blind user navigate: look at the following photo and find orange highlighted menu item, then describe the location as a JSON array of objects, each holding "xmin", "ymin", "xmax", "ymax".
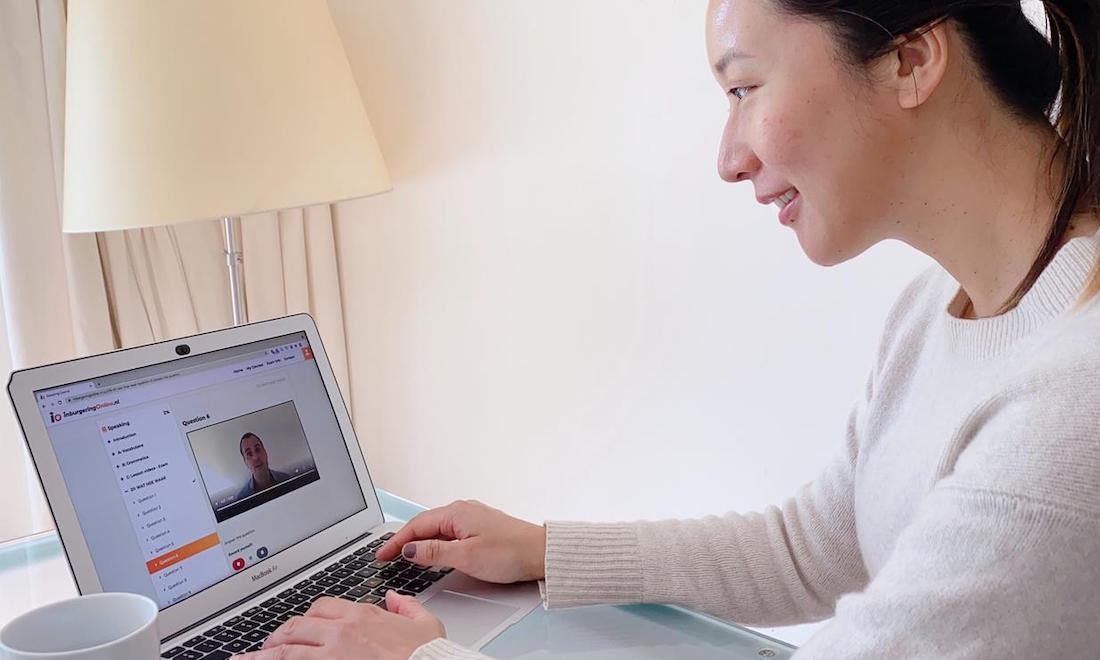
[{"xmin": 146, "ymin": 533, "xmax": 220, "ymax": 574}]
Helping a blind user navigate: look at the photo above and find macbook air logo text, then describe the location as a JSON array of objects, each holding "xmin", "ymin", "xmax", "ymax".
[{"xmin": 251, "ymin": 565, "xmax": 277, "ymax": 582}]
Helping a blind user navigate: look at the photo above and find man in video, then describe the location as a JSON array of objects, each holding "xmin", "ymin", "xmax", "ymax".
[{"xmin": 237, "ymin": 432, "xmax": 291, "ymax": 499}]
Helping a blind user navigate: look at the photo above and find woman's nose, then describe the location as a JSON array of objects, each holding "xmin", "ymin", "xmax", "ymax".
[
  {"xmin": 718, "ymin": 142, "xmax": 760, "ymax": 183},
  {"xmin": 718, "ymin": 117, "xmax": 760, "ymax": 183}
]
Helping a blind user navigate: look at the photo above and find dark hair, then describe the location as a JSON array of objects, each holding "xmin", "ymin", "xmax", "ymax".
[
  {"xmin": 772, "ymin": 0, "xmax": 1100, "ymax": 311},
  {"xmin": 239, "ymin": 432, "xmax": 263, "ymax": 455}
]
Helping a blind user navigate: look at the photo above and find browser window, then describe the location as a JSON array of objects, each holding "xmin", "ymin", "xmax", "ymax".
[{"xmin": 35, "ymin": 332, "xmax": 366, "ymax": 609}]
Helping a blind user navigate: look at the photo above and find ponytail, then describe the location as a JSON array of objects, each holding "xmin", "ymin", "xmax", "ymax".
[{"xmin": 1038, "ymin": 0, "xmax": 1100, "ymax": 305}]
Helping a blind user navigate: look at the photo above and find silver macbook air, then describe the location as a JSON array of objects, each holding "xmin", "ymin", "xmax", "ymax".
[{"xmin": 7, "ymin": 314, "xmax": 539, "ymax": 657}]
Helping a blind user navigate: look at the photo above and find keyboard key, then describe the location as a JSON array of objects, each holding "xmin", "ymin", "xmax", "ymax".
[
  {"xmin": 162, "ymin": 646, "xmax": 186, "ymax": 658},
  {"xmin": 339, "ymin": 576, "xmax": 363, "ymax": 588},
  {"xmin": 177, "ymin": 651, "xmax": 203, "ymax": 660},
  {"xmin": 241, "ymin": 630, "xmax": 267, "ymax": 643},
  {"xmin": 406, "ymin": 579, "xmax": 432, "ymax": 593},
  {"xmin": 243, "ymin": 606, "xmax": 263, "ymax": 618},
  {"xmin": 331, "ymin": 568, "xmax": 353, "ymax": 579},
  {"xmin": 363, "ymin": 577, "xmax": 386, "ymax": 589},
  {"xmin": 246, "ymin": 642, "xmax": 264, "ymax": 652},
  {"xmin": 422, "ymin": 571, "xmax": 445, "ymax": 582},
  {"xmin": 230, "ymin": 621, "xmax": 256, "ymax": 633},
  {"xmin": 203, "ymin": 626, "xmax": 226, "ymax": 637},
  {"xmin": 325, "ymin": 584, "xmax": 350, "ymax": 596},
  {"xmin": 346, "ymin": 586, "xmax": 371, "ymax": 598},
  {"xmin": 198, "ymin": 651, "xmax": 230, "ymax": 660},
  {"xmin": 183, "ymin": 636, "xmax": 206, "ymax": 648},
  {"xmin": 260, "ymin": 621, "xmax": 282, "ymax": 633},
  {"xmin": 356, "ymin": 595, "xmax": 382, "ymax": 605},
  {"xmin": 250, "ymin": 611, "xmax": 276, "ymax": 623},
  {"xmin": 397, "ymin": 589, "xmax": 417, "ymax": 597},
  {"xmin": 325, "ymin": 562, "xmax": 341, "ymax": 571},
  {"xmin": 278, "ymin": 589, "xmax": 294, "ymax": 598},
  {"xmin": 439, "ymin": 567, "xmax": 455, "ymax": 574},
  {"xmin": 274, "ymin": 611, "xmax": 294, "ymax": 624},
  {"xmin": 286, "ymin": 593, "xmax": 309, "ymax": 604},
  {"xmin": 339, "ymin": 593, "xmax": 360, "ymax": 601},
  {"xmin": 224, "ymin": 616, "xmax": 244, "ymax": 628},
  {"xmin": 339, "ymin": 555, "xmax": 357, "ymax": 565},
  {"xmin": 354, "ymin": 568, "xmax": 378, "ymax": 579},
  {"xmin": 368, "ymin": 560, "xmax": 391, "ymax": 570},
  {"xmin": 379, "ymin": 569, "xmax": 400, "ymax": 579},
  {"xmin": 211, "ymin": 631, "xmax": 239, "ymax": 644},
  {"xmin": 301, "ymin": 585, "xmax": 324, "ymax": 596},
  {"xmin": 194, "ymin": 640, "xmax": 221, "ymax": 653},
  {"xmin": 353, "ymin": 546, "xmax": 370, "ymax": 555},
  {"xmin": 346, "ymin": 559, "xmax": 369, "ymax": 570},
  {"xmin": 223, "ymin": 639, "xmax": 251, "ymax": 653},
  {"xmin": 315, "ymin": 576, "xmax": 339, "ymax": 588},
  {"xmin": 380, "ymin": 533, "xmax": 395, "ymax": 540},
  {"xmin": 368, "ymin": 539, "xmax": 384, "ymax": 548},
  {"xmin": 294, "ymin": 580, "xmax": 311, "ymax": 589},
  {"xmin": 292, "ymin": 603, "xmax": 310, "ymax": 614},
  {"xmin": 310, "ymin": 572, "xmax": 325, "ymax": 580},
  {"xmin": 362, "ymin": 551, "xmax": 377, "ymax": 562},
  {"xmin": 399, "ymin": 569, "xmax": 425, "ymax": 581},
  {"xmin": 269, "ymin": 603, "xmax": 292, "ymax": 614}
]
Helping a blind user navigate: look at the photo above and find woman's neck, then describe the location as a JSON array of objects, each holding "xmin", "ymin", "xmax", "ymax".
[{"xmin": 893, "ymin": 113, "xmax": 1099, "ymax": 318}]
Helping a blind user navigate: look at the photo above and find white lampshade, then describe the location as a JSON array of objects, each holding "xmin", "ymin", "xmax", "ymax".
[{"xmin": 63, "ymin": 0, "xmax": 391, "ymax": 233}]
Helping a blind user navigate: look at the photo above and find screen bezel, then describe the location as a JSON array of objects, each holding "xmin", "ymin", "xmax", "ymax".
[{"xmin": 7, "ymin": 314, "xmax": 384, "ymax": 640}]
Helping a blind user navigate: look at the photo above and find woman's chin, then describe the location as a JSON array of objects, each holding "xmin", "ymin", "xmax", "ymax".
[{"xmin": 794, "ymin": 221, "xmax": 864, "ymax": 267}]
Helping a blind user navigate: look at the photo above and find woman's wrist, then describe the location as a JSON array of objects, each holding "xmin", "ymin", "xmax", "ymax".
[{"xmin": 523, "ymin": 523, "xmax": 548, "ymax": 581}]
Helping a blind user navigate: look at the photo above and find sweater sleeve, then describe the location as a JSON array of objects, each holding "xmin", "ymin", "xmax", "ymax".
[
  {"xmin": 541, "ymin": 390, "xmax": 871, "ymax": 625},
  {"xmin": 792, "ymin": 371, "xmax": 1100, "ymax": 658}
]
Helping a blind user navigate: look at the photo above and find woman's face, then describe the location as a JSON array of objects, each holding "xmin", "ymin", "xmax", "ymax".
[{"xmin": 707, "ymin": 0, "xmax": 911, "ymax": 265}]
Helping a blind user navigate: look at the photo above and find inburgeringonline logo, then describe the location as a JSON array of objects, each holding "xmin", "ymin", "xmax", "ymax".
[{"xmin": 48, "ymin": 399, "xmax": 121, "ymax": 424}]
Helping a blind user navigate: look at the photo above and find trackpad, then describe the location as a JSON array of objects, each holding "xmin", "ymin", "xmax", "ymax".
[{"xmin": 423, "ymin": 591, "xmax": 522, "ymax": 648}]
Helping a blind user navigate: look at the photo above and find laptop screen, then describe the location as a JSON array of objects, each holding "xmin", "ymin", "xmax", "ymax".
[{"xmin": 34, "ymin": 332, "xmax": 367, "ymax": 610}]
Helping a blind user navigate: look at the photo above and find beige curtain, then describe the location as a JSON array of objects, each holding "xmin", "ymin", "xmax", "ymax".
[{"xmin": 0, "ymin": 0, "xmax": 353, "ymax": 541}]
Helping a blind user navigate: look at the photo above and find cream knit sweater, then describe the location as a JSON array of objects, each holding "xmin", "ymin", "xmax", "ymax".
[{"xmin": 413, "ymin": 230, "xmax": 1100, "ymax": 659}]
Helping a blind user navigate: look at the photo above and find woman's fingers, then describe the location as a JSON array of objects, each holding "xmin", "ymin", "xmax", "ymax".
[
  {"xmin": 303, "ymin": 596, "xmax": 372, "ymax": 620},
  {"xmin": 230, "ymin": 646, "xmax": 319, "ymax": 660},
  {"xmin": 262, "ymin": 615, "xmax": 338, "ymax": 649},
  {"xmin": 376, "ymin": 503, "xmax": 463, "ymax": 560}
]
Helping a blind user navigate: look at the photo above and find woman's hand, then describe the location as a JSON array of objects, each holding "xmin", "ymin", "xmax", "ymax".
[
  {"xmin": 230, "ymin": 592, "xmax": 444, "ymax": 660},
  {"xmin": 377, "ymin": 499, "xmax": 547, "ymax": 584}
]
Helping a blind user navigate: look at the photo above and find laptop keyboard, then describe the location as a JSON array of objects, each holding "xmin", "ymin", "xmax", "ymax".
[{"xmin": 160, "ymin": 533, "xmax": 454, "ymax": 659}]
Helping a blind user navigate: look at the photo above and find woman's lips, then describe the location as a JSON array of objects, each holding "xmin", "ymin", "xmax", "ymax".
[{"xmin": 776, "ymin": 189, "xmax": 801, "ymax": 226}]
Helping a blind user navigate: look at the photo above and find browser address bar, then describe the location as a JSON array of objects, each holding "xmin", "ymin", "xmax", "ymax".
[{"xmin": 56, "ymin": 345, "xmax": 303, "ymax": 418}]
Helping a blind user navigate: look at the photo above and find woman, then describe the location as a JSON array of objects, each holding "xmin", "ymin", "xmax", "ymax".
[{"xmin": 235, "ymin": 0, "xmax": 1100, "ymax": 657}]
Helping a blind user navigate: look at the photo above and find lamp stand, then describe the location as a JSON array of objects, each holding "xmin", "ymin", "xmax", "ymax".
[{"xmin": 223, "ymin": 216, "xmax": 247, "ymax": 326}]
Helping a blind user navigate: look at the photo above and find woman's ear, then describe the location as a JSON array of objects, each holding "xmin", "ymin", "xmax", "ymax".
[{"xmin": 891, "ymin": 21, "xmax": 950, "ymax": 109}]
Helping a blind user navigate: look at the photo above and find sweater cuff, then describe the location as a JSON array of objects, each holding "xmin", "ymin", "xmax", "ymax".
[
  {"xmin": 542, "ymin": 520, "xmax": 644, "ymax": 609},
  {"xmin": 409, "ymin": 638, "xmax": 491, "ymax": 660}
]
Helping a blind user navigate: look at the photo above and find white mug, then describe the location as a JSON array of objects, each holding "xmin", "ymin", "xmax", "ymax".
[{"xmin": 0, "ymin": 592, "xmax": 159, "ymax": 660}]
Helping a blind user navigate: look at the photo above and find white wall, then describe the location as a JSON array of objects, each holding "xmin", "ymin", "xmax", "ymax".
[{"xmin": 328, "ymin": 0, "xmax": 932, "ymax": 645}]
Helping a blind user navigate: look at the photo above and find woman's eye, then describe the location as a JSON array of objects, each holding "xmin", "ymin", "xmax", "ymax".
[{"xmin": 729, "ymin": 86, "xmax": 754, "ymax": 101}]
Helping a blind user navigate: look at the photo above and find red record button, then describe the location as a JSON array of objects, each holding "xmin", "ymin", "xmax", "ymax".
[{"xmin": 232, "ymin": 557, "xmax": 246, "ymax": 571}]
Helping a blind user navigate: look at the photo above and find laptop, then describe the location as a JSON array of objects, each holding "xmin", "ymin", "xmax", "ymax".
[{"xmin": 8, "ymin": 314, "xmax": 540, "ymax": 658}]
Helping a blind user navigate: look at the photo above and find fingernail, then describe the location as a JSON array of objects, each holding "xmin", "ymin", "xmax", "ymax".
[{"xmin": 403, "ymin": 542, "xmax": 416, "ymax": 559}]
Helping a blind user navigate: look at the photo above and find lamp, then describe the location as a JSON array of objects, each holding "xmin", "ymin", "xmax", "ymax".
[{"xmin": 62, "ymin": 0, "xmax": 391, "ymax": 326}]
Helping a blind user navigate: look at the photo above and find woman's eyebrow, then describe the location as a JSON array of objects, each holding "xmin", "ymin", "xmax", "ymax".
[{"xmin": 714, "ymin": 47, "xmax": 751, "ymax": 75}]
